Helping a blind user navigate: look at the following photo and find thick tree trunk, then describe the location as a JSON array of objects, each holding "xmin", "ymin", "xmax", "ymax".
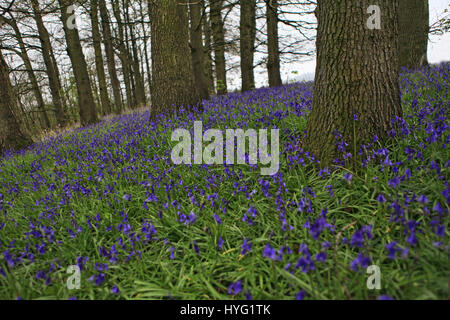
[
  {"xmin": 90, "ymin": 0, "xmax": 111, "ymax": 115},
  {"xmin": 189, "ymin": 0, "xmax": 210, "ymax": 101},
  {"xmin": 150, "ymin": 0, "xmax": 201, "ymax": 115},
  {"xmin": 31, "ymin": 0, "xmax": 67, "ymax": 128},
  {"xmin": 266, "ymin": 0, "xmax": 282, "ymax": 87},
  {"xmin": 210, "ymin": 0, "xmax": 227, "ymax": 94},
  {"xmin": 8, "ymin": 18, "xmax": 51, "ymax": 129},
  {"xmin": 58, "ymin": 0, "xmax": 98, "ymax": 126},
  {"xmin": 398, "ymin": 0, "xmax": 429, "ymax": 69},
  {"xmin": 0, "ymin": 51, "xmax": 33, "ymax": 155},
  {"xmin": 99, "ymin": 0, "xmax": 123, "ymax": 114},
  {"xmin": 240, "ymin": 0, "xmax": 257, "ymax": 92},
  {"xmin": 305, "ymin": 0, "xmax": 402, "ymax": 167}
]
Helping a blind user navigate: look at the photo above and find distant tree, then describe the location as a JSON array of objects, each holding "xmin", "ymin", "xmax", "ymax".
[
  {"xmin": 30, "ymin": 0, "xmax": 68, "ymax": 128},
  {"xmin": 150, "ymin": 0, "xmax": 201, "ymax": 115},
  {"xmin": 210, "ymin": 0, "xmax": 228, "ymax": 94},
  {"xmin": 305, "ymin": 0, "xmax": 402, "ymax": 167},
  {"xmin": 90, "ymin": 0, "xmax": 111, "ymax": 115},
  {"xmin": 398, "ymin": 0, "xmax": 429, "ymax": 69},
  {"xmin": 99, "ymin": 0, "xmax": 123, "ymax": 114},
  {"xmin": 0, "ymin": 49, "xmax": 33, "ymax": 154}
]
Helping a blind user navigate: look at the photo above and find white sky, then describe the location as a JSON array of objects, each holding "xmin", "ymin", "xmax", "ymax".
[{"xmin": 252, "ymin": 0, "xmax": 450, "ymax": 87}]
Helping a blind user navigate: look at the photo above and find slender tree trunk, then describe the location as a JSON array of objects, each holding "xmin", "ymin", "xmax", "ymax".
[
  {"xmin": 0, "ymin": 50, "xmax": 33, "ymax": 154},
  {"xmin": 58, "ymin": 0, "xmax": 98, "ymax": 126},
  {"xmin": 8, "ymin": 18, "xmax": 51, "ymax": 129},
  {"xmin": 189, "ymin": 0, "xmax": 210, "ymax": 101},
  {"xmin": 202, "ymin": 3, "xmax": 215, "ymax": 94},
  {"xmin": 99, "ymin": 0, "xmax": 123, "ymax": 114},
  {"xmin": 210, "ymin": 0, "xmax": 227, "ymax": 94},
  {"xmin": 30, "ymin": 0, "xmax": 67, "ymax": 128},
  {"xmin": 305, "ymin": 0, "xmax": 402, "ymax": 167},
  {"xmin": 90, "ymin": 0, "xmax": 111, "ymax": 115},
  {"xmin": 112, "ymin": 0, "xmax": 133, "ymax": 110},
  {"xmin": 398, "ymin": 0, "xmax": 429, "ymax": 69},
  {"xmin": 266, "ymin": 0, "xmax": 282, "ymax": 87},
  {"xmin": 150, "ymin": 0, "xmax": 201, "ymax": 115},
  {"xmin": 240, "ymin": 0, "xmax": 256, "ymax": 92},
  {"xmin": 128, "ymin": 19, "xmax": 146, "ymax": 107},
  {"xmin": 139, "ymin": 0, "xmax": 152, "ymax": 104}
]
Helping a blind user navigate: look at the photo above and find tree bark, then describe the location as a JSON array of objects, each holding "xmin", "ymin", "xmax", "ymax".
[
  {"xmin": 30, "ymin": 0, "xmax": 68, "ymax": 128},
  {"xmin": 266, "ymin": 0, "xmax": 282, "ymax": 87},
  {"xmin": 305, "ymin": 0, "xmax": 402, "ymax": 167},
  {"xmin": 210, "ymin": 0, "xmax": 227, "ymax": 94},
  {"xmin": 150, "ymin": 0, "xmax": 201, "ymax": 115},
  {"xmin": 90, "ymin": 0, "xmax": 111, "ymax": 115},
  {"xmin": 240, "ymin": 0, "xmax": 257, "ymax": 92},
  {"xmin": 58, "ymin": 0, "xmax": 98, "ymax": 126},
  {"xmin": 7, "ymin": 17, "xmax": 51, "ymax": 129},
  {"xmin": 189, "ymin": 0, "xmax": 210, "ymax": 101},
  {"xmin": 0, "ymin": 50, "xmax": 33, "ymax": 155},
  {"xmin": 202, "ymin": 2, "xmax": 215, "ymax": 94},
  {"xmin": 398, "ymin": 0, "xmax": 429, "ymax": 69},
  {"xmin": 112, "ymin": 0, "xmax": 134, "ymax": 109},
  {"xmin": 99, "ymin": 0, "xmax": 123, "ymax": 114}
]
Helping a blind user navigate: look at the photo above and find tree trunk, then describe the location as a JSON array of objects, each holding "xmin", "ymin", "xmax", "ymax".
[
  {"xmin": 210, "ymin": 0, "xmax": 227, "ymax": 94},
  {"xmin": 90, "ymin": 0, "xmax": 111, "ymax": 115},
  {"xmin": 0, "ymin": 50, "xmax": 33, "ymax": 155},
  {"xmin": 240, "ymin": 0, "xmax": 256, "ymax": 92},
  {"xmin": 8, "ymin": 17, "xmax": 51, "ymax": 129},
  {"xmin": 202, "ymin": 3, "xmax": 215, "ymax": 94},
  {"xmin": 398, "ymin": 0, "xmax": 429, "ymax": 69},
  {"xmin": 30, "ymin": 0, "xmax": 68, "ymax": 128},
  {"xmin": 139, "ymin": 0, "xmax": 152, "ymax": 104},
  {"xmin": 150, "ymin": 0, "xmax": 201, "ymax": 115},
  {"xmin": 58, "ymin": 0, "xmax": 98, "ymax": 126},
  {"xmin": 189, "ymin": 0, "xmax": 210, "ymax": 101},
  {"xmin": 305, "ymin": 0, "xmax": 402, "ymax": 167},
  {"xmin": 112, "ymin": 0, "xmax": 134, "ymax": 110},
  {"xmin": 128, "ymin": 17, "xmax": 146, "ymax": 107},
  {"xmin": 99, "ymin": 0, "xmax": 123, "ymax": 114},
  {"xmin": 266, "ymin": 0, "xmax": 282, "ymax": 87}
]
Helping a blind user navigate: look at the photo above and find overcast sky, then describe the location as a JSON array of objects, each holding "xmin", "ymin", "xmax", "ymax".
[{"xmin": 252, "ymin": 0, "xmax": 450, "ymax": 88}]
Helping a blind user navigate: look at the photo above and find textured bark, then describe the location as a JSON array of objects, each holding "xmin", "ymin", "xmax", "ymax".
[
  {"xmin": 266, "ymin": 0, "xmax": 282, "ymax": 87},
  {"xmin": 305, "ymin": 0, "xmax": 402, "ymax": 167},
  {"xmin": 31, "ymin": 0, "xmax": 67, "ymax": 127},
  {"xmin": 202, "ymin": 3, "xmax": 215, "ymax": 94},
  {"xmin": 58, "ymin": 0, "xmax": 98, "ymax": 126},
  {"xmin": 139, "ymin": 0, "xmax": 152, "ymax": 103},
  {"xmin": 0, "ymin": 51, "xmax": 33, "ymax": 155},
  {"xmin": 398, "ymin": 0, "xmax": 429, "ymax": 69},
  {"xmin": 150, "ymin": 0, "xmax": 201, "ymax": 115},
  {"xmin": 189, "ymin": 0, "xmax": 210, "ymax": 101},
  {"xmin": 112, "ymin": 0, "xmax": 134, "ymax": 109},
  {"xmin": 240, "ymin": 0, "xmax": 256, "ymax": 92},
  {"xmin": 8, "ymin": 17, "xmax": 51, "ymax": 129},
  {"xmin": 210, "ymin": 0, "xmax": 227, "ymax": 94},
  {"xmin": 99, "ymin": 0, "xmax": 123, "ymax": 114},
  {"xmin": 128, "ymin": 18, "xmax": 146, "ymax": 107},
  {"xmin": 90, "ymin": 0, "xmax": 111, "ymax": 115}
]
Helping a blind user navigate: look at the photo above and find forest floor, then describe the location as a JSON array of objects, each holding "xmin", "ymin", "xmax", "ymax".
[{"xmin": 0, "ymin": 63, "xmax": 448, "ymax": 300}]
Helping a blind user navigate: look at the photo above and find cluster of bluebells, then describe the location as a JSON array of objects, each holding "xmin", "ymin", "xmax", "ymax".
[{"xmin": 0, "ymin": 63, "xmax": 448, "ymax": 300}]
